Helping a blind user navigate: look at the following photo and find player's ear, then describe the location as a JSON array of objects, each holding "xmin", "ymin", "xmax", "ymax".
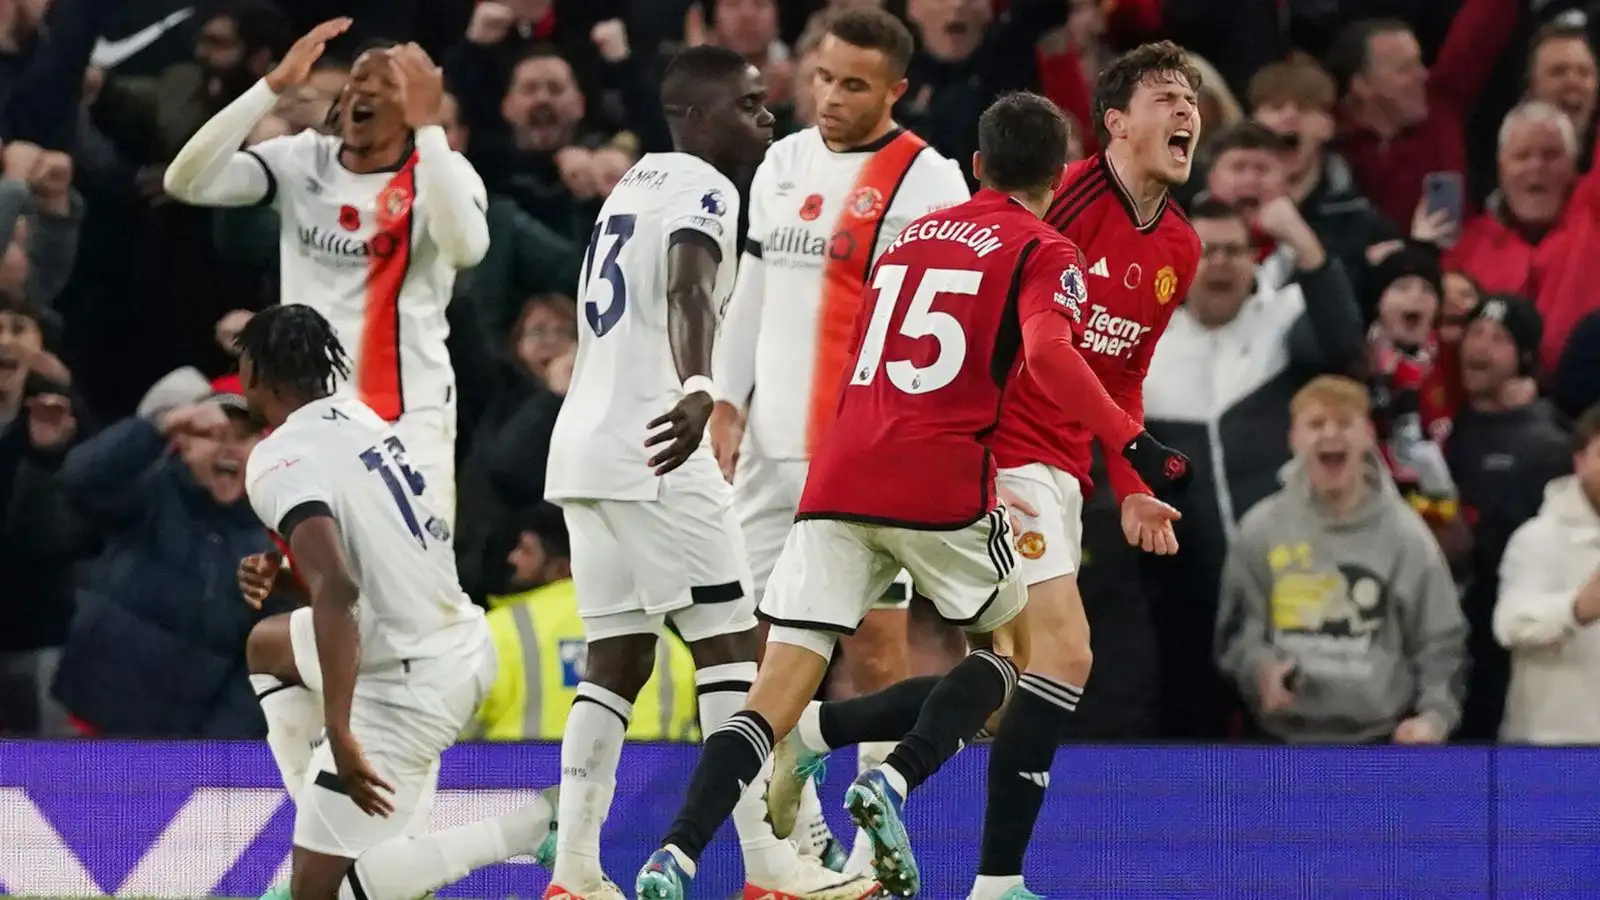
[
  {"xmin": 889, "ymin": 77, "xmax": 909, "ymax": 105},
  {"xmin": 1104, "ymin": 108, "xmax": 1127, "ymax": 141},
  {"xmin": 970, "ymin": 151, "xmax": 984, "ymax": 184},
  {"xmin": 1048, "ymin": 163, "xmax": 1067, "ymax": 194}
]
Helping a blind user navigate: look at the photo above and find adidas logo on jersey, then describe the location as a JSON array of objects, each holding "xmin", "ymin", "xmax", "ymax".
[{"xmin": 1088, "ymin": 258, "xmax": 1110, "ymax": 277}]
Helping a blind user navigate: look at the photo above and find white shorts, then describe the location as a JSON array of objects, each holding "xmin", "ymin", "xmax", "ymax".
[
  {"xmin": 734, "ymin": 445, "xmax": 911, "ymax": 611},
  {"xmin": 287, "ymin": 609, "xmax": 493, "ymax": 857},
  {"xmin": 759, "ymin": 510, "xmax": 1026, "ymax": 652},
  {"xmin": 998, "ymin": 464, "xmax": 1085, "ymax": 586},
  {"xmin": 564, "ymin": 459, "xmax": 758, "ymax": 643},
  {"xmin": 392, "ymin": 406, "xmax": 457, "ymax": 529}
]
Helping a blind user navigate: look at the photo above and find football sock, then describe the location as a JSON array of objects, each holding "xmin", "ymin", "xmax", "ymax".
[
  {"xmin": 976, "ymin": 673, "xmax": 1083, "ymax": 883},
  {"xmin": 249, "ymin": 674, "xmax": 321, "ymax": 797},
  {"xmin": 551, "ymin": 681, "xmax": 630, "ymax": 889},
  {"xmin": 809, "ymin": 676, "xmax": 940, "ymax": 750},
  {"xmin": 695, "ymin": 663, "xmax": 794, "ymax": 887},
  {"xmin": 338, "ymin": 797, "xmax": 556, "ymax": 900},
  {"xmin": 662, "ymin": 709, "xmax": 775, "ymax": 866},
  {"xmin": 883, "ymin": 649, "xmax": 1017, "ymax": 794}
]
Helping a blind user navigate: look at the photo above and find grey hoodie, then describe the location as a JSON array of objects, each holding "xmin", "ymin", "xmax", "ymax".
[{"xmin": 1215, "ymin": 451, "xmax": 1468, "ymax": 743}]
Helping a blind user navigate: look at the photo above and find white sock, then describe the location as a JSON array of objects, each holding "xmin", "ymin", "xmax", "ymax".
[
  {"xmin": 249, "ymin": 674, "xmax": 322, "ymax": 797},
  {"xmin": 696, "ymin": 662, "xmax": 795, "ymax": 887},
  {"xmin": 551, "ymin": 682, "xmax": 631, "ymax": 889},
  {"xmin": 971, "ymin": 875, "xmax": 1026, "ymax": 899},
  {"xmin": 337, "ymin": 799, "xmax": 556, "ymax": 900},
  {"xmin": 794, "ymin": 701, "xmax": 830, "ymax": 754},
  {"xmin": 845, "ymin": 741, "xmax": 897, "ymax": 875}
]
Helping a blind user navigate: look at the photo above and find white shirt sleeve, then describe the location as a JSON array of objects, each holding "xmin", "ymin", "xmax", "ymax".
[
  {"xmin": 414, "ymin": 125, "xmax": 489, "ymax": 269},
  {"xmin": 163, "ymin": 79, "xmax": 282, "ymax": 206},
  {"xmin": 711, "ymin": 159, "xmax": 773, "ymax": 410},
  {"xmin": 663, "ymin": 170, "xmax": 737, "ymax": 251},
  {"xmin": 247, "ymin": 447, "xmax": 333, "ymax": 537},
  {"xmin": 1493, "ymin": 518, "xmax": 1581, "ymax": 649}
]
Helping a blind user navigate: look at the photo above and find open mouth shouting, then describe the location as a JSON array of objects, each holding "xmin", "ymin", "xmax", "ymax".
[
  {"xmin": 1168, "ymin": 128, "xmax": 1195, "ymax": 165},
  {"xmin": 350, "ymin": 100, "xmax": 378, "ymax": 124}
]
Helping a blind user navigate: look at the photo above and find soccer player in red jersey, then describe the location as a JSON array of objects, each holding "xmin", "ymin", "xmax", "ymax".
[
  {"xmin": 633, "ymin": 92, "xmax": 1188, "ymax": 900},
  {"xmin": 759, "ymin": 43, "xmax": 1206, "ymax": 900}
]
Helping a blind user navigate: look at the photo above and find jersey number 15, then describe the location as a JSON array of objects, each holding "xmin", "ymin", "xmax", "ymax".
[
  {"xmin": 851, "ymin": 264, "xmax": 983, "ymax": 395},
  {"xmin": 360, "ymin": 436, "xmax": 429, "ymax": 549}
]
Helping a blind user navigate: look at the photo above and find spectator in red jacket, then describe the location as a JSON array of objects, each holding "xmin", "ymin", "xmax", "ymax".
[
  {"xmin": 1325, "ymin": 0, "xmax": 1519, "ymax": 227},
  {"xmin": 1446, "ymin": 99, "xmax": 1600, "ymax": 375}
]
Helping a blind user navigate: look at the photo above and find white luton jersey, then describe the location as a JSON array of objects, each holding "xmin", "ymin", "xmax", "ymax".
[
  {"xmin": 247, "ymin": 395, "xmax": 486, "ymax": 669},
  {"xmin": 546, "ymin": 152, "xmax": 741, "ymax": 502},
  {"xmin": 247, "ymin": 129, "xmax": 486, "ymax": 422},
  {"xmin": 716, "ymin": 127, "xmax": 968, "ymax": 461}
]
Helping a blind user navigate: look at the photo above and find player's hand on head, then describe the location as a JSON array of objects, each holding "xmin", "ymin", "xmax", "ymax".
[
  {"xmin": 216, "ymin": 309, "xmax": 254, "ymax": 354},
  {"xmin": 646, "ymin": 390, "xmax": 714, "ymax": 476},
  {"xmin": 237, "ymin": 551, "xmax": 283, "ymax": 609},
  {"xmin": 1120, "ymin": 493, "xmax": 1180, "ymax": 555},
  {"xmin": 328, "ymin": 729, "xmax": 395, "ymax": 817},
  {"xmin": 390, "ymin": 43, "xmax": 444, "ymax": 129},
  {"xmin": 708, "ymin": 400, "xmax": 744, "ymax": 483},
  {"xmin": 266, "ymin": 17, "xmax": 352, "ymax": 93}
]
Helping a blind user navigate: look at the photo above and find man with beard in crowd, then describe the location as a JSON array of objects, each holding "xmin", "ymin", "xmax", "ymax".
[{"xmin": 1447, "ymin": 295, "xmax": 1572, "ymax": 739}]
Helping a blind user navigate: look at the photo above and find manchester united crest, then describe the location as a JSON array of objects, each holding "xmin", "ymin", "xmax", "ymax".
[
  {"xmin": 1015, "ymin": 531, "xmax": 1047, "ymax": 560},
  {"xmin": 847, "ymin": 186, "xmax": 885, "ymax": 219},
  {"xmin": 381, "ymin": 186, "xmax": 411, "ymax": 220},
  {"xmin": 1154, "ymin": 265, "xmax": 1178, "ymax": 304}
]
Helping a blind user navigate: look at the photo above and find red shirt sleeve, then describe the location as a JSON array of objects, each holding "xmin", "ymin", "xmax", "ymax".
[
  {"xmin": 1018, "ymin": 239, "xmax": 1142, "ymax": 450},
  {"xmin": 1101, "ymin": 233, "xmax": 1198, "ymax": 501}
]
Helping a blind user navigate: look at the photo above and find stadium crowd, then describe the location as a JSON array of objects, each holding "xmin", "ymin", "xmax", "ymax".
[{"xmin": 0, "ymin": 0, "xmax": 1598, "ymax": 751}]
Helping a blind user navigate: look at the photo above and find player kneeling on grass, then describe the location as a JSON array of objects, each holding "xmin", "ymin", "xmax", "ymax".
[
  {"xmin": 230, "ymin": 304, "xmax": 554, "ymax": 900},
  {"xmin": 634, "ymin": 91, "xmax": 1188, "ymax": 900}
]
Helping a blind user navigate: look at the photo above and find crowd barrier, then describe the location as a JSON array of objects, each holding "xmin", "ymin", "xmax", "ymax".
[{"xmin": 2, "ymin": 740, "xmax": 1598, "ymax": 898}]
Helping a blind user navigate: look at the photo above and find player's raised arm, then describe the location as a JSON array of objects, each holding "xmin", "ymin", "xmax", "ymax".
[
  {"xmin": 164, "ymin": 18, "xmax": 351, "ymax": 205},
  {"xmin": 392, "ymin": 43, "xmax": 490, "ymax": 269}
]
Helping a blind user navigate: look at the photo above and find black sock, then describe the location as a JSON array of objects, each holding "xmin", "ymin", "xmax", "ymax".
[
  {"xmin": 819, "ymin": 675, "xmax": 940, "ymax": 747},
  {"xmin": 662, "ymin": 709, "xmax": 774, "ymax": 863},
  {"xmin": 883, "ymin": 650, "xmax": 1017, "ymax": 793},
  {"xmin": 978, "ymin": 673, "xmax": 1082, "ymax": 875}
]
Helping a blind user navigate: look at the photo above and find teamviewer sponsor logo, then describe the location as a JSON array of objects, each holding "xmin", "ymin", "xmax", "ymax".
[{"xmin": 1079, "ymin": 303, "xmax": 1152, "ymax": 359}]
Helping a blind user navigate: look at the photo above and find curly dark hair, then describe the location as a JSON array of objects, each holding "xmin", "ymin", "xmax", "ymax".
[
  {"xmin": 234, "ymin": 304, "xmax": 350, "ymax": 401},
  {"xmin": 1091, "ymin": 41, "xmax": 1203, "ymax": 149}
]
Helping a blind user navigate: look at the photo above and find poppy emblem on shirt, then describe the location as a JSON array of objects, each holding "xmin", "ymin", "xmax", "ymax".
[
  {"xmin": 1154, "ymin": 265, "xmax": 1178, "ymax": 304},
  {"xmin": 338, "ymin": 205, "xmax": 360, "ymax": 231},
  {"xmin": 799, "ymin": 193, "xmax": 824, "ymax": 221},
  {"xmin": 847, "ymin": 186, "xmax": 885, "ymax": 219},
  {"xmin": 1164, "ymin": 455, "xmax": 1188, "ymax": 481},
  {"xmin": 1015, "ymin": 531, "xmax": 1047, "ymax": 560}
]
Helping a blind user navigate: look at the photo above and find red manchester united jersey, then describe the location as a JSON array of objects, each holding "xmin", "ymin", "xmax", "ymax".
[
  {"xmin": 989, "ymin": 154, "xmax": 1201, "ymax": 499},
  {"xmin": 799, "ymin": 189, "xmax": 1092, "ymax": 528}
]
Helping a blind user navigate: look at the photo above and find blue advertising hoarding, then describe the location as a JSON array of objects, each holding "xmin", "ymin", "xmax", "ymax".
[{"xmin": 1, "ymin": 741, "xmax": 1598, "ymax": 898}]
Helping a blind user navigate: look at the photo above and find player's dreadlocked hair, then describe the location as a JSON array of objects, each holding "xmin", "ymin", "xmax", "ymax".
[{"xmin": 234, "ymin": 304, "xmax": 351, "ymax": 399}]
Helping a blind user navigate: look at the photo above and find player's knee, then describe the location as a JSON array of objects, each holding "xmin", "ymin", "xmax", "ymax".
[
  {"xmin": 841, "ymin": 608, "xmax": 909, "ymax": 691},
  {"xmin": 1024, "ymin": 578, "xmax": 1093, "ymax": 686},
  {"xmin": 686, "ymin": 627, "xmax": 758, "ymax": 668},
  {"xmin": 246, "ymin": 614, "xmax": 297, "ymax": 681},
  {"xmin": 583, "ymin": 634, "xmax": 659, "ymax": 700}
]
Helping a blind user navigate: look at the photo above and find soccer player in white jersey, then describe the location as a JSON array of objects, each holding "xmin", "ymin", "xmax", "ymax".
[
  {"xmin": 708, "ymin": 7, "xmax": 969, "ymax": 871},
  {"xmin": 233, "ymin": 304, "xmax": 554, "ymax": 900},
  {"xmin": 541, "ymin": 45, "xmax": 880, "ymax": 900},
  {"xmin": 165, "ymin": 17, "xmax": 487, "ymax": 525}
]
